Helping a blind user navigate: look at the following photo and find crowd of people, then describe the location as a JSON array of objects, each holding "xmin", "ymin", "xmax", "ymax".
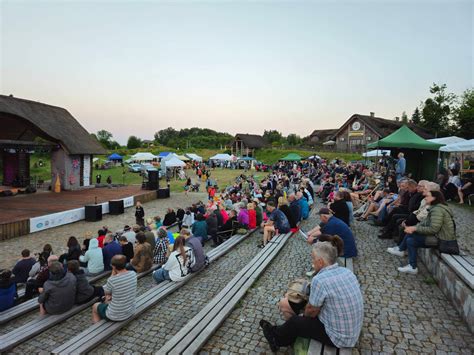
[{"xmin": 0, "ymin": 153, "xmax": 468, "ymax": 353}]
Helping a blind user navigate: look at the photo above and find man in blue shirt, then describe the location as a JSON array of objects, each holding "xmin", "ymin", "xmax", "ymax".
[
  {"xmin": 395, "ymin": 152, "xmax": 406, "ymax": 181},
  {"xmin": 296, "ymin": 191, "xmax": 309, "ymax": 220},
  {"xmin": 259, "ymin": 242, "xmax": 363, "ymax": 351},
  {"xmin": 307, "ymin": 208, "xmax": 357, "ymax": 258},
  {"xmin": 102, "ymin": 234, "xmax": 122, "ymax": 271},
  {"xmin": 259, "ymin": 201, "xmax": 290, "ymax": 248}
]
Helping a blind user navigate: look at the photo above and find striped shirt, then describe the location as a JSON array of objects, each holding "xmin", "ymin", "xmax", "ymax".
[
  {"xmin": 103, "ymin": 271, "xmax": 137, "ymax": 321},
  {"xmin": 309, "ymin": 264, "xmax": 364, "ymax": 348}
]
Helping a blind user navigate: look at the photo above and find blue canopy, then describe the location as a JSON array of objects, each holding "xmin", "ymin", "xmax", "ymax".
[
  {"xmin": 159, "ymin": 152, "xmax": 172, "ymax": 157},
  {"xmin": 108, "ymin": 153, "xmax": 123, "ymax": 161}
]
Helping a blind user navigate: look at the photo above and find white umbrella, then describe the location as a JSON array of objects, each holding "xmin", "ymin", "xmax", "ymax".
[{"xmin": 130, "ymin": 152, "xmax": 158, "ymax": 161}]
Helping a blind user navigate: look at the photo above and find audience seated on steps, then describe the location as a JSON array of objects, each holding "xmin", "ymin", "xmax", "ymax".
[
  {"xmin": 38, "ymin": 261, "xmax": 77, "ymax": 315},
  {"xmin": 259, "ymin": 201, "xmax": 291, "ymax": 249},
  {"xmin": 102, "ymin": 233, "xmax": 122, "ymax": 271},
  {"xmin": 163, "ymin": 208, "xmax": 177, "ymax": 227},
  {"xmin": 28, "ymin": 244, "xmax": 52, "ymax": 281},
  {"xmin": 296, "ymin": 192, "xmax": 309, "ymax": 220},
  {"xmin": 79, "ymin": 238, "xmax": 104, "ymax": 276},
  {"xmin": 126, "ymin": 232, "xmax": 153, "ymax": 273},
  {"xmin": 58, "ymin": 237, "xmax": 82, "ymax": 265},
  {"xmin": 24, "ymin": 255, "xmax": 59, "ymax": 300},
  {"xmin": 92, "ymin": 255, "xmax": 137, "ymax": 323},
  {"xmin": 278, "ymin": 197, "xmax": 298, "ymax": 230},
  {"xmin": 259, "ymin": 241, "xmax": 363, "ymax": 352},
  {"xmin": 67, "ymin": 260, "xmax": 105, "ymax": 305},
  {"xmin": 153, "ymin": 228, "xmax": 170, "ymax": 265},
  {"xmin": 219, "ymin": 210, "xmax": 239, "ymax": 239},
  {"xmin": 152, "ymin": 236, "xmax": 194, "ymax": 284},
  {"xmin": 183, "ymin": 229, "xmax": 207, "ymax": 273},
  {"xmin": 191, "ymin": 214, "xmax": 208, "ymax": 243},
  {"xmin": 119, "ymin": 236, "xmax": 134, "ymax": 262},
  {"xmin": 12, "ymin": 249, "xmax": 36, "ymax": 284},
  {"xmin": 0, "ymin": 269, "xmax": 16, "ymax": 312},
  {"xmin": 144, "ymin": 220, "xmax": 157, "ymax": 250},
  {"xmin": 327, "ymin": 191, "xmax": 350, "ymax": 226}
]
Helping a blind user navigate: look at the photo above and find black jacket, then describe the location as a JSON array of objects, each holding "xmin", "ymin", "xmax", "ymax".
[
  {"xmin": 74, "ymin": 270, "xmax": 94, "ymax": 304},
  {"xmin": 163, "ymin": 212, "xmax": 177, "ymax": 227},
  {"xmin": 329, "ymin": 199, "xmax": 350, "ymax": 226}
]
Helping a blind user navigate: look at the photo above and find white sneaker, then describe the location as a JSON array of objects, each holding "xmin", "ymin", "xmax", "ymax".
[
  {"xmin": 387, "ymin": 246, "xmax": 405, "ymax": 257},
  {"xmin": 397, "ymin": 264, "xmax": 418, "ymax": 274},
  {"xmin": 306, "ymin": 270, "xmax": 315, "ymax": 277}
]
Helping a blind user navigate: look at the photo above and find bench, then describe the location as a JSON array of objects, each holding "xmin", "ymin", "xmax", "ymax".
[
  {"xmin": 294, "ymin": 256, "xmax": 355, "ymax": 355},
  {"xmin": 51, "ymin": 229, "xmax": 256, "ymax": 355},
  {"xmin": 419, "ymin": 249, "xmax": 474, "ymax": 332},
  {"xmin": 0, "ymin": 264, "xmax": 161, "ymax": 352},
  {"xmin": 158, "ymin": 232, "xmax": 292, "ymax": 354}
]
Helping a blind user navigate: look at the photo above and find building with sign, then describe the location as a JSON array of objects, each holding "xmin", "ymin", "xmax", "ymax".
[
  {"xmin": 332, "ymin": 112, "xmax": 433, "ymax": 152},
  {"xmin": 0, "ymin": 95, "xmax": 106, "ymax": 190},
  {"xmin": 230, "ymin": 134, "xmax": 267, "ymax": 158}
]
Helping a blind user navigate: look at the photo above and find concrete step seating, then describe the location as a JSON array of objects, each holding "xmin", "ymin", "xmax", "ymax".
[
  {"xmin": 0, "ymin": 264, "xmax": 162, "ymax": 352},
  {"xmin": 441, "ymin": 253, "xmax": 474, "ymax": 289},
  {"xmin": 157, "ymin": 232, "xmax": 292, "ymax": 354},
  {"xmin": 293, "ymin": 256, "xmax": 355, "ymax": 355},
  {"xmin": 51, "ymin": 229, "xmax": 256, "ymax": 355}
]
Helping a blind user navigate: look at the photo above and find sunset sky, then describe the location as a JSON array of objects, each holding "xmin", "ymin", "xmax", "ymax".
[{"xmin": 1, "ymin": 0, "xmax": 472, "ymax": 144}]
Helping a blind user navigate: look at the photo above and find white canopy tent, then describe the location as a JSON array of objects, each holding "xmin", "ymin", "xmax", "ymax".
[
  {"xmin": 322, "ymin": 140, "xmax": 336, "ymax": 146},
  {"xmin": 130, "ymin": 152, "xmax": 158, "ymax": 162},
  {"xmin": 209, "ymin": 153, "xmax": 232, "ymax": 161},
  {"xmin": 440, "ymin": 139, "xmax": 474, "ymax": 152},
  {"xmin": 428, "ymin": 136, "xmax": 466, "ymax": 145},
  {"xmin": 161, "ymin": 153, "xmax": 178, "ymax": 162},
  {"xmin": 185, "ymin": 153, "xmax": 203, "ymax": 162},
  {"xmin": 161, "ymin": 156, "xmax": 186, "ymax": 168},
  {"xmin": 307, "ymin": 155, "xmax": 321, "ymax": 160},
  {"xmin": 362, "ymin": 149, "xmax": 391, "ymax": 158}
]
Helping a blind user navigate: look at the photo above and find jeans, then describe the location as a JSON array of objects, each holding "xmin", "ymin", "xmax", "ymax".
[
  {"xmin": 153, "ymin": 268, "xmax": 171, "ymax": 283},
  {"xmin": 398, "ymin": 233, "xmax": 426, "ymax": 268},
  {"xmin": 271, "ymin": 315, "xmax": 335, "ymax": 347}
]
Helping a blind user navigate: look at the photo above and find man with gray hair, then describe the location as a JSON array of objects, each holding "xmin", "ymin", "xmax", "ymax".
[{"xmin": 259, "ymin": 242, "xmax": 363, "ymax": 352}]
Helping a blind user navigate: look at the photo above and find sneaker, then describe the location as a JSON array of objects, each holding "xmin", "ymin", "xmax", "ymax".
[
  {"xmin": 387, "ymin": 246, "xmax": 405, "ymax": 257},
  {"xmin": 397, "ymin": 264, "xmax": 418, "ymax": 274},
  {"xmin": 259, "ymin": 319, "xmax": 279, "ymax": 352},
  {"xmin": 306, "ymin": 270, "xmax": 314, "ymax": 277},
  {"xmin": 257, "ymin": 243, "xmax": 265, "ymax": 248}
]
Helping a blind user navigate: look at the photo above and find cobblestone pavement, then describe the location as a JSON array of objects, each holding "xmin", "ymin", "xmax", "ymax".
[
  {"xmin": 0, "ymin": 191, "xmax": 208, "ymax": 270},
  {"xmin": 203, "ymin": 204, "xmax": 474, "ymax": 354},
  {"xmin": 6, "ymin": 230, "xmax": 261, "ymax": 353},
  {"xmin": 450, "ymin": 203, "xmax": 474, "ymax": 255}
]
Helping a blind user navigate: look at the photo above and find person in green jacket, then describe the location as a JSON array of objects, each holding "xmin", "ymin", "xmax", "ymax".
[
  {"xmin": 387, "ymin": 190, "xmax": 455, "ymax": 274},
  {"xmin": 191, "ymin": 214, "xmax": 208, "ymax": 244},
  {"xmin": 253, "ymin": 199, "xmax": 263, "ymax": 226}
]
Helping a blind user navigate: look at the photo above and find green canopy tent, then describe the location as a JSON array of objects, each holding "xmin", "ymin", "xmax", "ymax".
[
  {"xmin": 367, "ymin": 125, "xmax": 443, "ymax": 180},
  {"xmin": 280, "ymin": 153, "xmax": 302, "ymax": 161}
]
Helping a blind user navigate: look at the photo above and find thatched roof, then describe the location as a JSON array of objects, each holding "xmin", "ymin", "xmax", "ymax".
[
  {"xmin": 234, "ymin": 134, "xmax": 267, "ymax": 149},
  {"xmin": 0, "ymin": 95, "xmax": 106, "ymax": 155},
  {"xmin": 335, "ymin": 114, "xmax": 433, "ymax": 140},
  {"xmin": 309, "ymin": 129, "xmax": 338, "ymax": 143}
]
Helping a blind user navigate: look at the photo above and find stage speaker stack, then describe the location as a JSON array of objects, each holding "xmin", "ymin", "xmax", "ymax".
[
  {"xmin": 109, "ymin": 199, "xmax": 124, "ymax": 215},
  {"xmin": 147, "ymin": 171, "xmax": 159, "ymax": 190},
  {"xmin": 157, "ymin": 187, "xmax": 170, "ymax": 199},
  {"xmin": 85, "ymin": 204, "xmax": 102, "ymax": 222}
]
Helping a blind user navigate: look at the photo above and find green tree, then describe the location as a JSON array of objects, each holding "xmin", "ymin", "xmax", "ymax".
[
  {"xmin": 411, "ymin": 107, "xmax": 422, "ymax": 125},
  {"xmin": 400, "ymin": 111, "xmax": 408, "ymax": 124},
  {"xmin": 127, "ymin": 135, "xmax": 142, "ymax": 149},
  {"xmin": 420, "ymin": 83, "xmax": 456, "ymax": 137},
  {"xmin": 286, "ymin": 133, "xmax": 302, "ymax": 146},
  {"xmin": 96, "ymin": 129, "xmax": 115, "ymax": 149},
  {"xmin": 454, "ymin": 88, "xmax": 474, "ymax": 139},
  {"xmin": 154, "ymin": 127, "xmax": 178, "ymax": 146},
  {"xmin": 263, "ymin": 130, "xmax": 283, "ymax": 144}
]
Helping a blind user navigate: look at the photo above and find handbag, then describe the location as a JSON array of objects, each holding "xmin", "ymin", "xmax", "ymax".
[{"xmin": 437, "ymin": 212, "xmax": 460, "ymax": 254}]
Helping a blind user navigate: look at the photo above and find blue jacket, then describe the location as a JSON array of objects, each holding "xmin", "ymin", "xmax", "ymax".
[
  {"xmin": 321, "ymin": 216, "xmax": 357, "ymax": 258},
  {"xmin": 0, "ymin": 283, "xmax": 16, "ymax": 312},
  {"xmin": 396, "ymin": 157, "xmax": 406, "ymax": 175},
  {"xmin": 102, "ymin": 241, "xmax": 122, "ymax": 271},
  {"xmin": 298, "ymin": 198, "xmax": 309, "ymax": 220}
]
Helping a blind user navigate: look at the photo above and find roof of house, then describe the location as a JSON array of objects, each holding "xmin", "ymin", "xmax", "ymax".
[
  {"xmin": 0, "ymin": 95, "xmax": 106, "ymax": 155},
  {"xmin": 334, "ymin": 114, "xmax": 434, "ymax": 139},
  {"xmin": 234, "ymin": 134, "xmax": 267, "ymax": 148},
  {"xmin": 309, "ymin": 129, "xmax": 338, "ymax": 142}
]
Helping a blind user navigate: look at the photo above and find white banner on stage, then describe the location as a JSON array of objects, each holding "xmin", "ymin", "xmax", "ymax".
[
  {"xmin": 30, "ymin": 207, "xmax": 85, "ymax": 233},
  {"xmin": 122, "ymin": 196, "xmax": 134, "ymax": 208}
]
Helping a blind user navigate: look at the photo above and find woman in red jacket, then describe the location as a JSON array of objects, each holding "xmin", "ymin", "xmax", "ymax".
[{"xmin": 247, "ymin": 203, "xmax": 257, "ymax": 229}]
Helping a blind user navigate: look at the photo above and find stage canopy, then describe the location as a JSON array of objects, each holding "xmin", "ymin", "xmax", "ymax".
[
  {"xmin": 162, "ymin": 156, "xmax": 186, "ymax": 168},
  {"xmin": 107, "ymin": 153, "xmax": 123, "ymax": 161},
  {"xmin": 280, "ymin": 153, "xmax": 302, "ymax": 161},
  {"xmin": 362, "ymin": 150, "xmax": 391, "ymax": 158},
  {"xmin": 130, "ymin": 152, "xmax": 158, "ymax": 161},
  {"xmin": 428, "ymin": 136, "xmax": 466, "ymax": 145},
  {"xmin": 209, "ymin": 153, "xmax": 232, "ymax": 161},
  {"xmin": 185, "ymin": 153, "xmax": 202, "ymax": 162},
  {"xmin": 440, "ymin": 139, "xmax": 474, "ymax": 152},
  {"xmin": 367, "ymin": 125, "xmax": 443, "ymax": 151}
]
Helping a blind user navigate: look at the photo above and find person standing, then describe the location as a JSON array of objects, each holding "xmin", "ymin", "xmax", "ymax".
[
  {"xmin": 395, "ymin": 152, "xmax": 406, "ymax": 181},
  {"xmin": 135, "ymin": 201, "xmax": 145, "ymax": 226}
]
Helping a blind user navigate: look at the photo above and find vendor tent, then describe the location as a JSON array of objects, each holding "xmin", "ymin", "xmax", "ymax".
[
  {"xmin": 162, "ymin": 156, "xmax": 185, "ymax": 168},
  {"xmin": 237, "ymin": 156, "xmax": 255, "ymax": 161},
  {"xmin": 428, "ymin": 136, "xmax": 466, "ymax": 145},
  {"xmin": 440, "ymin": 139, "xmax": 474, "ymax": 152},
  {"xmin": 185, "ymin": 153, "xmax": 202, "ymax": 162},
  {"xmin": 159, "ymin": 152, "xmax": 172, "ymax": 158},
  {"xmin": 130, "ymin": 152, "xmax": 158, "ymax": 161},
  {"xmin": 307, "ymin": 155, "xmax": 321, "ymax": 160},
  {"xmin": 209, "ymin": 153, "xmax": 232, "ymax": 161},
  {"xmin": 367, "ymin": 125, "xmax": 443, "ymax": 180},
  {"xmin": 176, "ymin": 154, "xmax": 190, "ymax": 161},
  {"xmin": 280, "ymin": 153, "xmax": 302, "ymax": 161},
  {"xmin": 362, "ymin": 150, "xmax": 391, "ymax": 158},
  {"xmin": 107, "ymin": 153, "xmax": 123, "ymax": 161}
]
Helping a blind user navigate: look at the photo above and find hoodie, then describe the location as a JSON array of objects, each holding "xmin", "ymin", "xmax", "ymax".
[
  {"xmin": 79, "ymin": 239, "xmax": 104, "ymax": 274},
  {"xmin": 74, "ymin": 269, "xmax": 94, "ymax": 304},
  {"xmin": 38, "ymin": 272, "xmax": 76, "ymax": 314}
]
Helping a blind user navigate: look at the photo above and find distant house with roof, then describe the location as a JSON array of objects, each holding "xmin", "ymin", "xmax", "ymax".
[
  {"xmin": 307, "ymin": 129, "xmax": 339, "ymax": 145},
  {"xmin": 230, "ymin": 134, "xmax": 267, "ymax": 157},
  {"xmin": 333, "ymin": 112, "xmax": 433, "ymax": 152}
]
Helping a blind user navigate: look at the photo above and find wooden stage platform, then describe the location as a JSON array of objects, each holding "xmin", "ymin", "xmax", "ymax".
[{"xmin": 0, "ymin": 186, "xmax": 159, "ymax": 240}]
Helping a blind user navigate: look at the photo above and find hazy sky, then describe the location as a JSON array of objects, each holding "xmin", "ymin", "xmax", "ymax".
[{"xmin": 1, "ymin": 0, "xmax": 472, "ymax": 144}]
